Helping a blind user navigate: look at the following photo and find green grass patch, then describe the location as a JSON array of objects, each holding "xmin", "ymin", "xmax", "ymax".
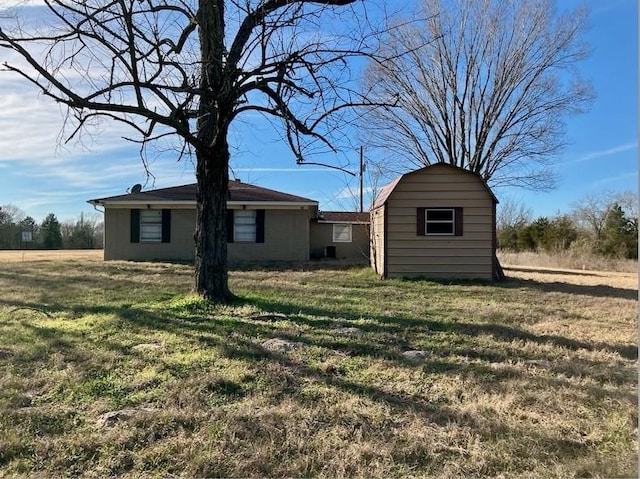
[{"xmin": 0, "ymin": 259, "xmax": 636, "ymax": 477}]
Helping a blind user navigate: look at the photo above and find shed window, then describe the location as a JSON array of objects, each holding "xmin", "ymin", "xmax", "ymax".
[
  {"xmin": 333, "ymin": 224, "xmax": 352, "ymax": 243},
  {"xmin": 417, "ymin": 207, "xmax": 463, "ymax": 237},
  {"xmin": 426, "ymin": 209, "xmax": 454, "ymax": 235}
]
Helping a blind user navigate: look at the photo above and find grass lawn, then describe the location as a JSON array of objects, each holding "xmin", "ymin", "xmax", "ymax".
[{"xmin": 0, "ymin": 254, "xmax": 637, "ymax": 477}]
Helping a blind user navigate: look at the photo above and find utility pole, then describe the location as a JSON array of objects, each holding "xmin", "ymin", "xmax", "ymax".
[{"xmin": 359, "ymin": 146, "xmax": 364, "ymax": 213}]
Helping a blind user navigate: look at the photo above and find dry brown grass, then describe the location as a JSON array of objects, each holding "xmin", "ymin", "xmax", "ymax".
[
  {"xmin": 0, "ymin": 249, "xmax": 103, "ymax": 262},
  {"xmin": 499, "ymin": 250, "xmax": 638, "ymax": 273},
  {"xmin": 0, "ymin": 253, "xmax": 637, "ymax": 478}
]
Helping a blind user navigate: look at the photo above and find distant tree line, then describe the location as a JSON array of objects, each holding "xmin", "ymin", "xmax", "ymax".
[
  {"xmin": 497, "ymin": 191, "xmax": 638, "ymax": 260},
  {"xmin": 0, "ymin": 206, "xmax": 103, "ymax": 250}
]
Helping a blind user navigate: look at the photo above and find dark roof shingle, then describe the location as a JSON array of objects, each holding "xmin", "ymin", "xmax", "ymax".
[
  {"xmin": 317, "ymin": 211, "xmax": 370, "ymax": 224},
  {"xmin": 89, "ymin": 180, "xmax": 317, "ymax": 205}
]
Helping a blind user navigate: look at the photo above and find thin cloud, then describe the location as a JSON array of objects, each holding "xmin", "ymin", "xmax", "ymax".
[
  {"xmin": 232, "ymin": 168, "xmax": 333, "ymax": 172},
  {"xmin": 590, "ymin": 170, "xmax": 638, "ymax": 188},
  {"xmin": 572, "ymin": 141, "xmax": 638, "ymax": 164}
]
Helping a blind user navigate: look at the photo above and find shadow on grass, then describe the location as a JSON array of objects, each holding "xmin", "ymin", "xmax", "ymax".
[
  {"xmin": 500, "ymin": 277, "xmax": 638, "ymax": 301},
  {"xmin": 2, "ymin": 262, "xmax": 637, "ymax": 477},
  {"xmin": 1, "ymin": 290, "xmax": 637, "ymax": 470},
  {"xmin": 401, "ymin": 273, "xmax": 638, "ymax": 301},
  {"xmin": 504, "ymin": 266, "xmax": 609, "ymax": 278},
  {"xmin": 240, "ymin": 294, "xmax": 638, "ymax": 361}
]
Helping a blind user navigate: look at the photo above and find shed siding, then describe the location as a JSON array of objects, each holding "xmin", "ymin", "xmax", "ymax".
[{"xmin": 383, "ymin": 167, "xmax": 494, "ymax": 279}]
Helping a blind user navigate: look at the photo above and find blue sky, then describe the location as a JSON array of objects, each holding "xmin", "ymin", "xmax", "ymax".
[{"xmin": 0, "ymin": 0, "xmax": 637, "ymax": 223}]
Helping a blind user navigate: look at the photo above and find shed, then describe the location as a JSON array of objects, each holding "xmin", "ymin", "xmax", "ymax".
[{"xmin": 370, "ymin": 163, "xmax": 499, "ymax": 280}]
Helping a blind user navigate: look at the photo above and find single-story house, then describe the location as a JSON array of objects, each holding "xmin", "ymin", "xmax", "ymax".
[
  {"xmin": 88, "ymin": 180, "xmax": 370, "ymax": 263},
  {"xmin": 311, "ymin": 211, "xmax": 371, "ymax": 260},
  {"xmin": 370, "ymin": 163, "xmax": 499, "ymax": 280}
]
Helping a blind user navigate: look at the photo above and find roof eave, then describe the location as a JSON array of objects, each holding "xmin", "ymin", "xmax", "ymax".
[{"xmin": 89, "ymin": 200, "xmax": 318, "ymax": 207}]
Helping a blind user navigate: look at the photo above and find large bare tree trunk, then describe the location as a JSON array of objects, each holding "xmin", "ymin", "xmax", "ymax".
[
  {"xmin": 194, "ymin": 142, "xmax": 231, "ymax": 302},
  {"xmin": 193, "ymin": 0, "xmax": 232, "ymax": 302}
]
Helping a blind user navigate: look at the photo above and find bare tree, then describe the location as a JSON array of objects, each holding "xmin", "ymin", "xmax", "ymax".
[
  {"xmin": 496, "ymin": 197, "xmax": 533, "ymax": 230},
  {"xmin": 571, "ymin": 190, "xmax": 638, "ymax": 241},
  {"xmin": 360, "ymin": 0, "xmax": 593, "ymax": 190},
  {"xmin": 0, "ymin": 0, "xmax": 386, "ymax": 301}
]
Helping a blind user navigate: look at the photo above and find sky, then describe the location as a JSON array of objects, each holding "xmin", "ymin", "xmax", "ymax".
[{"xmin": 0, "ymin": 0, "xmax": 637, "ymax": 223}]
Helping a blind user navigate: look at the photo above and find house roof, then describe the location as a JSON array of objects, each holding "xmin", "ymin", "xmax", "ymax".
[
  {"xmin": 372, "ymin": 163, "xmax": 498, "ymax": 209},
  {"xmin": 317, "ymin": 211, "xmax": 370, "ymax": 224},
  {"xmin": 88, "ymin": 180, "xmax": 318, "ymax": 206}
]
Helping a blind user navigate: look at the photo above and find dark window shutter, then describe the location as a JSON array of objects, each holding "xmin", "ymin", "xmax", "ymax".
[
  {"xmin": 130, "ymin": 209, "xmax": 140, "ymax": 243},
  {"xmin": 454, "ymin": 207, "xmax": 463, "ymax": 236},
  {"xmin": 256, "ymin": 209, "xmax": 265, "ymax": 243},
  {"xmin": 227, "ymin": 209, "xmax": 234, "ymax": 243},
  {"xmin": 161, "ymin": 209, "xmax": 171, "ymax": 243},
  {"xmin": 416, "ymin": 207, "xmax": 426, "ymax": 236}
]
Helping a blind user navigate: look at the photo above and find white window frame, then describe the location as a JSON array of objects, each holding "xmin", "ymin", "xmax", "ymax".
[
  {"xmin": 425, "ymin": 208, "xmax": 455, "ymax": 236},
  {"xmin": 332, "ymin": 223, "xmax": 352, "ymax": 243},
  {"xmin": 234, "ymin": 209, "xmax": 257, "ymax": 242},
  {"xmin": 140, "ymin": 209, "xmax": 162, "ymax": 242}
]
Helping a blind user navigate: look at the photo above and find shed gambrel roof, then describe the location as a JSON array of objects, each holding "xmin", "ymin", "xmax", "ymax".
[
  {"xmin": 372, "ymin": 163, "xmax": 498, "ymax": 209},
  {"xmin": 89, "ymin": 180, "xmax": 318, "ymax": 206}
]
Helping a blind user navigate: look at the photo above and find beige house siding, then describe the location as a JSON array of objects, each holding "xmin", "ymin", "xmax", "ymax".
[
  {"xmin": 310, "ymin": 222, "xmax": 370, "ymax": 261},
  {"xmin": 103, "ymin": 206, "xmax": 312, "ymax": 262},
  {"xmin": 374, "ymin": 165, "xmax": 496, "ymax": 280},
  {"xmin": 104, "ymin": 207, "xmax": 196, "ymax": 261},
  {"xmin": 229, "ymin": 208, "xmax": 310, "ymax": 263}
]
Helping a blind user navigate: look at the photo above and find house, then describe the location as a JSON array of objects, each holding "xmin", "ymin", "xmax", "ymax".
[
  {"xmin": 88, "ymin": 180, "xmax": 369, "ymax": 263},
  {"xmin": 370, "ymin": 163, "xmax": 499, "ymax": 280},
  {"xmin": 311, "ymin": 211, "xmax": 370, "ymax": 260}
]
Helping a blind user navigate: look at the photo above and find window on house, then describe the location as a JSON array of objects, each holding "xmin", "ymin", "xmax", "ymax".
[
  {"xmin": 417, "ymin": 207, "xmax": 463, "ymax": 236},
  {"xmin": 130, "ymin": 209, "xmax": 171, "ymax": 243},
  {"xmin": 333, "ymin": 224, "xmax": 352, "ymax": 242},
  {"xmin": 140, "ymin": 209, "xmax": 163, "ymax": 242},
  {"xmin": 234, "ymin": 209, "xmax": 257, "ymax": 242},
  {"xmin": 227, "ymin": 209, "xmax": 265, "ymax": 243}
]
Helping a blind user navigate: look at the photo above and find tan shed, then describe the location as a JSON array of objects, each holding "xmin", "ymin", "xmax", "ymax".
[{"xmin": 370, "ymin": 163, "xmax": 499, "ymax": 280}]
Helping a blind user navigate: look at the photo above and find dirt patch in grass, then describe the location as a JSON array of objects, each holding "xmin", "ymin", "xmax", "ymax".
[{"xmin": 0, "ymin": 259, "xmax": 636, "ymax": 477}]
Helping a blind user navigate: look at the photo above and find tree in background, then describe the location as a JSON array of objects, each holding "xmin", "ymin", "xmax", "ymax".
[
  {"xmin": 496, "ymin": 197, "xmax": 533, "ymax": 250},
  {"xmin": 61, "ymin": 213, "xmax": 103, "ymax": 249},
  {"xmin": 361, "ymin": 0, "xmax": 592, "ymax": 189},
  {"xmin": 39, "ymin": 214, "xmax": 63, "ymax": 250},
  {"xmin": 1, "ymin": 1, "xmax": 387, "ymax": 301},
  {"xmin": 0, "ymin": 204, "xmax": 25, "ymax": 249},
  {"xmin": 541, "ymin": 215, "xmax": 578, "ymax": 252},
  {"xmin": 19, "ymin": 216, "xmax": 37, "ymax": 248},
  {"xmin": 571, "ymin": 190, "xmax": 638, "ymax": 259},
  {"xmin": 496, "ymin": 193, "xmax": 637, "ymax": 260},
  {"xmin": 598, "ymin": 204, "xmax": 638, "ymax": 259}
]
